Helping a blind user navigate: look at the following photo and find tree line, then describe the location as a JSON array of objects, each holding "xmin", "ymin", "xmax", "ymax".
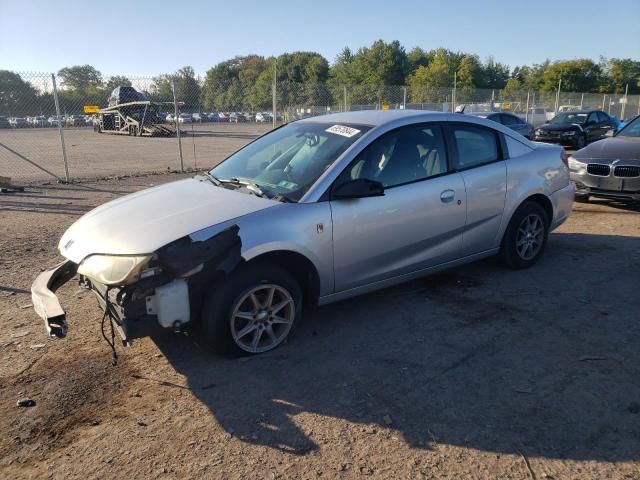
[{"xmin": 1, "ymin": 39, "xmax": 639, "ymax": 115}]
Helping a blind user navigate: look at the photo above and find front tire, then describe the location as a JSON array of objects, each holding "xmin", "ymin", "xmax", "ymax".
[
  {"xmin": 574, "ymin": 134, "xmax": 586, "ymax": 150},
  {"xmin": 500, "ymin": 201, "xmax": 549, "ymax": 269},
  {"xmin": 201, "ymin": 263, "xmax": 302, "ymax": 356}
]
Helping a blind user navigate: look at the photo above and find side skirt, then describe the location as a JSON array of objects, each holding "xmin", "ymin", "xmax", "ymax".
[{"xmin": 318, "ymin": 248, "xmax": 499, "ymax": 306}]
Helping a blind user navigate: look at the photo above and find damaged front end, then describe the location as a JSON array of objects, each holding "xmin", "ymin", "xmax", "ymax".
[{"xmin": 32, "ymin": 225, "xmax": 242, "ymax": 344}]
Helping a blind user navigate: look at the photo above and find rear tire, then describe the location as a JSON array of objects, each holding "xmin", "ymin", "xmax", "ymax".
[
  {"xmin": 500, "ymin": 201, "xmax": 549, "ymax": 269},
  {"xmin": 201, "ymin": 263, "xmax": 302, "ymax": 356}
]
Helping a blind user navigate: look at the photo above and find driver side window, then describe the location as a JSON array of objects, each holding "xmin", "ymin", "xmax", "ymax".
[
  {"xmin": 341, "ymin": 124, "xmax": 448, "ymax": 188},
  {"xmin": 587, "ymin": 113, "xmax": 599, "ymax": 125}
]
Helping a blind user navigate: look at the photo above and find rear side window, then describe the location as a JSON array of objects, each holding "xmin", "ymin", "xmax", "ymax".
[
  {"xmin": 505, "ymin": 136, "xmax": 533, "ymax": 158},
  {"xmin": 597, "ymin": 112, "xmax": 610, "ymax": 123},
  {"xmin": 452, "ymin": 125, "xmax": 499, "ymax": 169},
  {"xmin": 501, "ymin": 114, "xmax": 522, "ymax": 126}
]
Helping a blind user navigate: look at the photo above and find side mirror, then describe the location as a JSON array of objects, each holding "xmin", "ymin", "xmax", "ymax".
[
  {"xmin": 333, "ymin": 178, "xmax": 384, "ymax": 200},
  {"xmin": 605, "ymin": 129, "xmax": 615, "ymax": 137}
]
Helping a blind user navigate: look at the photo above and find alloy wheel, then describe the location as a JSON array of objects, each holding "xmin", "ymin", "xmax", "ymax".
[
  {"xmin": 516, "ymin": 213, "xmax": 544, "ymax": 261},
  {"xmin": 229, "ymin": 284, "xmax": 295, "ymax": 353}
]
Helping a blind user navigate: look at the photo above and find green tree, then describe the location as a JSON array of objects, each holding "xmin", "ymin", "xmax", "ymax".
[
  {"xmin": 0, "ymin": 70, "xmax": 40, "ymax": 116},
  {"xmin": 601, "ymin": 58, "xmax": 640, "ymax": 93},
  {"xmin": 541, "ymin": 59, "xmax": 602, "ymax": 92},
  {"xmin": 58, "ymin": 65, "xmax": 102, "ymax": 92},
  {"xmin": 407, "ymin": 47, "xmax": 433, "ymax": 74},
  {"xmin": 104, "ymin": 75, "xmax": 132, "ymax": 91},
  {"xmin": 151, "ymin": 66, "xmax": 201, "ymax": 109},
  {"xmin": 481, "ymin": 57, "xmax": 510, "ymax": 89},
  {"xmin": 456, "ymin": 55, "xmax": 482, "ymax": 88}
]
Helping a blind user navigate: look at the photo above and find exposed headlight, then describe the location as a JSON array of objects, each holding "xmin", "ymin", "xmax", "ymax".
[
  {"xmin": 535, "ymin": 129, "xmax": 543, "ymax": 135},
  {"xmin": 567, "ymin": 156, "xmax": 586, "ymax": 171},
  {"xmin": 78, "ymin": 255, "xmax": 152, "ymax": 285},
  {"xmin": 562, "ymin": 131, "xmax": 576, "ymax": 136}
]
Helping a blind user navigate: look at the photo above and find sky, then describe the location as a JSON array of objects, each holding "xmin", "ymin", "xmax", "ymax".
[{"xmin": 1, "ymin": 0, "xmax": 639, "ymax": 76}]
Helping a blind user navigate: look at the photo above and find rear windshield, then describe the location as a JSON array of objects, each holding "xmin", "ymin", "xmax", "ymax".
[{"xmin": 549, "ymin": 113, "xmax": 588, "ymax": 125}]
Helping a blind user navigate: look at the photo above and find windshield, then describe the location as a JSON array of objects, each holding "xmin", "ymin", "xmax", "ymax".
[
  {"xmin": 617, "ymin": 116, "xmax": 640, "ymax": 138},
  {"xmin": 210, "ymin": 122, "xmax": 370, "ymax": 201},
  {"xmin": 549, "ymin": 112, "xmax": 588, "ymax": 125}
]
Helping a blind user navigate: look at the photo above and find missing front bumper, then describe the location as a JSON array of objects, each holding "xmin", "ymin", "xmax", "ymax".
[{"xmin": 31, "ymin": 260, "xmax": 77, "ymax": 338}]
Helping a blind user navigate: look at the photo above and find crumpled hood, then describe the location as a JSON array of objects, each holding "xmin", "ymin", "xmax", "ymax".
[
  {"xmin": 573, "ymin": 136, "xmax": 640, "ymax": 162},
  {"xmin": 59, "ymin": 177, "xmax": 279, "ymax": 263}
]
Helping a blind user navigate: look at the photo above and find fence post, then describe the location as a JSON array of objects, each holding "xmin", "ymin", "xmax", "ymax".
[
  {"xmin": 403, "ymin": 87, "xmax": 407, "ymax": 110},
  {"xmin": 343, "ymin": 86, "xmax": 348, "ymax": 112},
  {"xmin": 554, "ymin": 78, "xmax": 562, "ymax": 113},
  {"xmin": 51, "ymin": 74, "xmax": 70, "ymax": 182},
  {"xmin": 171, "ymin": 80, "xmax": 184, "ymax": 173},
  {"xmin": 272, "ymin": 61, "xmax": 277, "ymax": 129},
  {"xmin": 602, "ymin": 94, "xmax": 606, "ymax": 111},
  {"xmin": 451, "ymin": 72, "xmax": 456, "ymax": 113},
  {"xmin": 621, "ymin": 83, "xmax": 629, "ymax": 120},
  {"xmin": 580, "ymin": 93, "xmax": 584, "ymax": 109},
  {"xmin": 525, "ymin": 91, "xmax": 530, "ymax": 122}
]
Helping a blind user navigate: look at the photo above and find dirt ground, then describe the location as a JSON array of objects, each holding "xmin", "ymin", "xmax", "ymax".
[
  {"xmin": 1, "ymin": 173, "xmax": 639, "ymax": 480},
  {"xmin": 0, "ymin": 123, "xmax": 272, "ymax": 183}
]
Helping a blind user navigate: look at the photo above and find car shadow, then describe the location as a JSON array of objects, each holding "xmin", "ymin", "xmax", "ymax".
[
  {"xmin": 152, "ymin": 231, "xmax": 640, "ymax": 460},
  {"xmin": 583, "ymin": 197, "xmax": 640, "ymax": 213}
]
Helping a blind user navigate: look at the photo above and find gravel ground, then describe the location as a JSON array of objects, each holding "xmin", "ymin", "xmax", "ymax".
[
  {"xmin": 0, "ymin": 123, "xmax": 272, "ymax": 183},
  {"xmin": 1, "ymin": 173, "xmax": 639, "ymax": 479}
]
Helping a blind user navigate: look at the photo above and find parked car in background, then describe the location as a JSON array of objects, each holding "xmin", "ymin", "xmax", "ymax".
[
  {"xmin": 30, "ymin": 115, "xmax": 47, "ymax": 127},
  {"xmin": 207, "ymin": 112, "xmax": 220, "ymax": 122},
  {"xmin": 32, "ymin": 110, "xmax": 573, "ymax": 357},
  {"xmin": 534, "ymin": 110, "xmax": 616, "ymax": 149},
  {"xmin": 166, "ymin": 113, "xmax": 175, "ymax": 123},
  {"xmin": 193, "ymin": 113, "xmax": 209, "ymax": 123},
  {"xmin": 9, "ymin": 117, "xmax": 29, "ymax": 128},
  {"xmin": 255, "ymin": 112, "xmax": 271, "ymax": 123},
  {"xmin": 178, "ymin": 113, "xmax": 193, "ymax": 124},
  {"xmin": 526, "ymin": 107, "xmax": 555, "ymax": 126},
  {"xmin": 229, "ymin": 112, "xmax": 247, "ymax": 123},
  {"xmin": 48, "ymin": 116, "xmax": 64, "ymax": 127},
  {"xmin": 557, "ymin": 105, "xmax": 582, "ymax": 113},
  {"xmin": 464, "ymin": 112, "xmax": 534, "ymax": 139},
  {"xmin": 569, "ymin": 114, "xmax": 640, "ymax": 202},
  {"xmin": 66, "ymin": 115, "xmax": 86, "ymax": 127},
  {"xmin": 0, "ymin": 116, "xmax": 10, "ymax": 128},
  {"xmin": 218, "ymin": 112, "xmax": 229, "ymax": 122}
]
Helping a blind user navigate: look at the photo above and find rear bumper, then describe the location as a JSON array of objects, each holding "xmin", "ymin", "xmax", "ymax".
[
  {"xmin": 549, "ymin": 183, "xmax": 575, "ymax": 231},
  {"xmin": 31, "ymin": 261, "xmax": 77, "ymax": 338}
]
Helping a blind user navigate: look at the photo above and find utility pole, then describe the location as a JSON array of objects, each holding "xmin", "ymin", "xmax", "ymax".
[
  {"xmin": 272, "ymin": 59, "xmax": 277, "ymax": 129},
  {"xmin": 452, "ymin": 72, "xmax": 456, "ymax": 113}
]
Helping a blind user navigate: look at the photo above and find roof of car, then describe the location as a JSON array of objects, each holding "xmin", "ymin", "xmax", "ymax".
[
  {"xmin": 297, "ymin": 109, "xmax": 445, "ymax": 127},
  {"xmin": 558, "ymin": 110, "xmax": 599, "ymax": 114}
]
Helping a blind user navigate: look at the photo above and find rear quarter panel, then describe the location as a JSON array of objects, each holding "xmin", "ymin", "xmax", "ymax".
[{"xmin": 498, "ymin": 143, "xmax": 571, "ymax": 244}]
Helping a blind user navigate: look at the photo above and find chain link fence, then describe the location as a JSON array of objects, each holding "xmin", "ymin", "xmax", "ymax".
[{"xmin": 1, "ymin": 71, "xmax": 639, "ymax": 184}]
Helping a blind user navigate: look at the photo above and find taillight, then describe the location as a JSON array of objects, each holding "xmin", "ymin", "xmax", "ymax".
[{"xmin": 561, "ymin": 149, "xmax": 569, "ymax": 167}]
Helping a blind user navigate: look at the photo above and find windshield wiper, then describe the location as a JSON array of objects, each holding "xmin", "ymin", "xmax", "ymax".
[
  {"xmin": 205, "ymin": 172, "xmax": 222, "ymax": 186},
  {"xmin": 218, "ymin": 177, "xmax": 268, "ymax": 198}
]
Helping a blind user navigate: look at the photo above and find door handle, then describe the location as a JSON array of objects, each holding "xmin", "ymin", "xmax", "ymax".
[{"xmin": 440, "ymin": 189, "xmax": 455, "ymax": 203}]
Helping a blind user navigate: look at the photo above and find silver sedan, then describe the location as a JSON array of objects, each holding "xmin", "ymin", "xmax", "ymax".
[{"xmin": 32, "ymin": 110, "xmax": 575, "ymax": 356}]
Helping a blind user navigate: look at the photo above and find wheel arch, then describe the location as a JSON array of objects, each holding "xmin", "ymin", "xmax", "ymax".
[{"xmin": 245, "ymin": 250, "xmax": 321, "ymax": 305}]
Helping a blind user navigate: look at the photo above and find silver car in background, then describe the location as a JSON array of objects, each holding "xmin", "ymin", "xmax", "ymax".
[{"xmin": 32, "ymin": 110, "xmax": 574, "ymax": 356}]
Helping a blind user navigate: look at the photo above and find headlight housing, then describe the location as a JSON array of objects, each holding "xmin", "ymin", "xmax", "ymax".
[
  {"xmin": 567, "ymin": 156, "xmax": 586, "ymax": 171},
  {"xmin": 77, "ymin": 255, "xmax": 152, "ymax": 286}
]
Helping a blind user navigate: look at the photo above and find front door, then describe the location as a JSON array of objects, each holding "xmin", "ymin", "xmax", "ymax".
[{"xmin": 330, "ymin": 123, "xmax": 467, "ymax": 292}]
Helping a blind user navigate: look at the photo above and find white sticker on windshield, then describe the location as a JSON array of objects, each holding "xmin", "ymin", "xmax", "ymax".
[{"xmin": 326, "ymin": 124, "xmax": 361, "ymax": 138}]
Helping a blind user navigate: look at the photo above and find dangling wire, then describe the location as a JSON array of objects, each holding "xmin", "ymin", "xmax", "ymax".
[{"xmin": 100, "ymin": 287, "xmax": 118, "ymax": 366}]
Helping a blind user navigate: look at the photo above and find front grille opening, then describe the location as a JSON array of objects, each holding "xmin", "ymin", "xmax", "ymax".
[
  {"xmin": 614, "ymin": 166, "xmax": 640, "ymax": 178},
  {"xmin": 587, "ymin": 164, "xmax": 611, "ymax": 176}
]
